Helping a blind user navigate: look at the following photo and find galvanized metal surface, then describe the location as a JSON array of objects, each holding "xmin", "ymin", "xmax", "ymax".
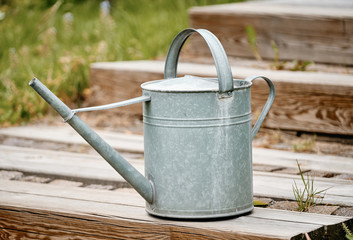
[
  {"xmin": 29, "ymin": 28, "xmax": 275, "ymax": 219},
  {"xmin": 71, "ymin": 95, "xmax": 151, "ymax": 114},
  {"xmin": 246, "ymin": 75, "xmax": 276, "ymax": 139},
  {"xmin": 141, "ymin": 29, "xmax": 275, "ymax": 218},
  {"xmin": 142, "ymin": 90, "xmax": 254, "ymax": 218},
  {"xmin": 29, "ymin": 78, "xmax": 154, "ymax": 204},
  {"xmin": 164, "ymin": 29, "xmax": 234, "ymax": 93}
]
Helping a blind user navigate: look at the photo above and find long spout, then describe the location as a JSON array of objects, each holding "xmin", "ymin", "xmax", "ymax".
[{"xmin": 29, "ymin": 78, "xmax": 154, "ymax": 204}]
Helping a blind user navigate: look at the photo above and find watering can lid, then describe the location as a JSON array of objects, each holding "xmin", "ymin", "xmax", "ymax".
[{"xmin": 141, "ymin": 75, "xmax": 221, "ymax": 92}]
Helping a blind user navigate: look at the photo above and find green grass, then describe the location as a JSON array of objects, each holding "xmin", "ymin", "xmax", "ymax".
[
  {"xmin": 292, "ymin": 160, "xmax": 329, "ymax": 212},
  {"xmin": 0, "ymin": 0, "xmax": 242, "ymax": 126}
]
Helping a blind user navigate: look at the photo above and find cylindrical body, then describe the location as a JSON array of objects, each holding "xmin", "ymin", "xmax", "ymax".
[
  {"xmin": 30, "ymin": 28, "xmax": 275, "ymax": 220},
  {"xmin": 142, "ymin": 79, "xmax": 254, "ymax": 218}
]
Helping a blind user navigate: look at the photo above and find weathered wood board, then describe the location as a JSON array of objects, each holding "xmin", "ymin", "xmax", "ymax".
[
  {"xmin": 1, "ymin": 144, "xmax": 353, "ymax": 206},
  {"xmin": 0, "ymin": 180, "xmax": 351, "ymax": 239},
  {"xmin": 1, "ymin": 126, "xmax": 353, "ymax": 174},
  {"xmin": 0, "ymin": 125, "xmax": 144, "ymax": 153},
  {"xmin": 89, "ymin": 60, "xmax": 353, "ymax": 135},
  {"xmin": 188, "ymin": 1, "xmax": 353, "ymax": 65}
]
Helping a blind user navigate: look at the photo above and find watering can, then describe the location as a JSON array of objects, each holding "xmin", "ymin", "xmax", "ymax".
[{"xmin": 30, "ymin": 28, "xmax": 275, "ymax": 219}]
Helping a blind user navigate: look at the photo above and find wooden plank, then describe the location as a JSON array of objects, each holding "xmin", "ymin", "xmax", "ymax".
[
  {"xmin": 188, "ymin": 2, "xmax": 353, "ymax": 65},
  {"xmin": 0, "ymin": 125, "xmax": 144, "ymax": 153},
  {"xmin": 0, "ymin": 180, "xmax": 351, "ymax": 239},
  {"xmin": 254, "ymin": 172, "xmax": 353, "ymax": 206},
  {"xmin": 1, "ymin": 126, "xmax": 353, "ymax": 174},
  {"xmin": 0, "ymin": 145, "xmax": 143, "ymax": 185},
  {"xmin": 87, "ymin": 60, "xmax": 353, "ymax": 135},
  {"xmin": 253, "ymin": 148, "xmax": 353, "ymax": 175},
  {"xmin": 1, "ymin": 145, "xmax": 353, "ymax": 206}
]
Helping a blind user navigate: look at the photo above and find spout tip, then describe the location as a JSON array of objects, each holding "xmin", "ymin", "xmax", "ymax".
[{"xmin": 29, "ymin": 77, "xmax": 38, "ymax": 86}]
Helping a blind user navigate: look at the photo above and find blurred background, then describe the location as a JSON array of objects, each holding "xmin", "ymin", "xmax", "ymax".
[{"xmin": 0, "ymin": 0, "xmax": 243, "ymax": 127}]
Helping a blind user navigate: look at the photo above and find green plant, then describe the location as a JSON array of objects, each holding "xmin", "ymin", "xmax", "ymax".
[
  {"xmin": 253, "ymin": 200, "xmax": 268, "ymax": 207},
  {"xmin": 289, "ymin": 60, "xmax": 313, "ymax": 71},
  {"xmin": 293, "ymin": 135, "xmax": 316, "ymax": 152},
  {"xmin": 245, "ymin": 25, "xmax": 262, "ymax": 61},
  {"xmin": 292, "ymin": 160, "xmax": 329, "ymax": 212},
  {"xmin": 245, "ymin": 27, "xmax": 313, "ymax": 71},
  {"xmin": 343, "ymin": 223, "xmax": 353, "ymax": 240},
  {"xmin": 0, "ymin": 0, "xmax": 243, "ymax": 126},
  {"xmin": 270, "ymin": 40, "xmax": 286, "ymax": 70}
]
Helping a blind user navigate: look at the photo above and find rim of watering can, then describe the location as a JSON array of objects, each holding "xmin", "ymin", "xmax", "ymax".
[
  {"xmin": 141, "ymin": 77, "xmax": 252, "ymax": 93},
  {"xmin": 164, "ymin": 28, "xmax": 234, "ymax": 93}
]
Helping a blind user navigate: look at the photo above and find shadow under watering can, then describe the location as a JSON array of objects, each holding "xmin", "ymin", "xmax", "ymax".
[{"xmin": 30, "ymin": 28, "xmax": 275, "ymax": 219}]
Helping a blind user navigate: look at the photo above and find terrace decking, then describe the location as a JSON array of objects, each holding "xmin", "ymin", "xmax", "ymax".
[
  {"xmin": 188, "ymin": 0, "xmax": 353, "ymax": 65},
  {"xmin": 1, "ymin": 1, "xmax": 353, "ymax": 238},
  {"xmin": 89, "ymin": 60, "xmax": 353, "ymax": 135},
  {"xmin": 0, "ymin": 126, "xmax": 352, "ymax": 239},
  {"xmin": 87, "ymin": 0, "xmax": 353, "ymax": 136}
]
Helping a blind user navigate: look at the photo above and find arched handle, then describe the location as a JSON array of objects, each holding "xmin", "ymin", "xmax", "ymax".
[
  {"xmin": 164, "ymin": 28, "xmax": 234, "ymax": 93},
  {"xmin": 245, "ymin": 76, "xmax": 275, "ymax": 140}
]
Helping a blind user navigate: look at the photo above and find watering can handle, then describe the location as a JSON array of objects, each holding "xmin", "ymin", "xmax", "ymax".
[
  {"xmin": 245, "ymin": 76, "xmax": 275, "ymax": 140},
  {"xmin": 164, "ymin": 28, "xmax": 234, "ymax": 93}
]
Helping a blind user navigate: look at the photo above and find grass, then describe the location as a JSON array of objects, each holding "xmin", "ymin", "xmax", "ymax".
[
  {"xmin": 245, "ymin": 25, "xmax": 313, "ymax": 71},
  {"xmin": 342, "ymin": 223, "xmax": 353, "ymax": 240},
  {"xmin": 292, "ymin": 160, "xmax": 329, "ymax": 212},
  {"xmin": 293, "ymin": 135, "xmax": 316, "ymax": 152},
  {"xmin": 0, "ymin": 0, "xmax": 243, "ymax": 126},
  {"xmin": 245, "ymin": 25, "xmax": 262, "ymax": 62}
]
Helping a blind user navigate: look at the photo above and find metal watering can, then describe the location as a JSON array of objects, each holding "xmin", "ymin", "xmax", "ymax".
[{"xmin": 30, "ymin": 29, "xmax": 275, "ymax": 219}]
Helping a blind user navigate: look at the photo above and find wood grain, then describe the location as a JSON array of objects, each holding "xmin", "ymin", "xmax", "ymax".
[
  {"xmin": 1, "ymin": 145, "xmax": 353, "ymax": 206},
  {"xmin": 1, "ymin": 180, "xmax": 351, "ymax": 239},
  {"xmin": 88, "ymin": 60, "xmax": 353, "ymax": 135},
  {"xmin": 2, "ymin": 126, "xmax": 353, "ymax": 173},
  {"xmin": 188, "ymin": 2, "xmax": 353, "ymax": 65}
]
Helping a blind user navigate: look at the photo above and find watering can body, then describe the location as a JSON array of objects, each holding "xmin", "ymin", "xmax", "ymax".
[
  {"xmin": 142, "ymin": 84, "xmax": 253, "ymax": 218},
  {"xmin": 30, "ymin": 28, "xmax": 275, "ymax": 219}
]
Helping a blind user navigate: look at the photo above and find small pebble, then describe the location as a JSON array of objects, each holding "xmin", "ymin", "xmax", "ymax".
[
  {"xmin": 85, "ymin": 184, "xmax": 114, "ymax": 190},
  {"xmin": 0, "ymin": 170, "xmax": 23, "ymax": 180},
  {"xmin": 49, "ymin": 179, "xmax": 83, "ymax": 187},
  {"xmin": 21, "ymin": 175, "xmax": 51, "ymax": 183}
]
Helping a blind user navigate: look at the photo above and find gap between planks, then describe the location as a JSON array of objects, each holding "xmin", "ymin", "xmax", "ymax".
[
  {"xmin": 0, "ymin": 145, "xmax": 352, "ymax": 206},
  {"xmin": 1, "ymin": 126, "xmax": 352, "ymax": 174},
  {"xmin": 88, "ymin": 60, "xmax": 353, "ymax": 135},
  {"xmin": 0, "ymin": 179, "xmax": 351, "ymax": 239}
]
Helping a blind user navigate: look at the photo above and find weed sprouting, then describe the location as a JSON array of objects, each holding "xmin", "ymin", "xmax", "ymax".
[
  {"xmin": 245, "ymin": 26, "xmax": 313, "ymax": 71},
  {"xmin": 342, "ymin": 223, "xmax": 353, "ymax": 240},
  {"xmin": 245, "ymin": 25, "xmax": 262, "ymax": 62},
  {"xmin": 292, "ymin": 160, "xmax": 330, "ymax": 212},
  {"xmin": 293, "ymin": 135, "xmax": 316, "ymax": 152}
]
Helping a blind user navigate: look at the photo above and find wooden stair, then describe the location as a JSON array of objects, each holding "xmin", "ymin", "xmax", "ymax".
[
  {"xmin": 89, "ymin": 60, "xmax": 353, "ymax": 135},
  {"xmin": 188, "ymin": 0, "xmax": 353, "ymax": 65},
  {"xmin": 0, "ymin": 126, "xmax": 352, "ymax": 239},
  {"xmin": 1, "ymin": 180, "xmax": 351, "ymax": 240},
  {"xmin": 1, "ymin": 144, "xmax": 353, "ymax": 206}
]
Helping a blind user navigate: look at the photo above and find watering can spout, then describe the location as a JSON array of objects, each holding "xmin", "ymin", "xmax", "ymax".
[{"xmin": 29, "ymin": 78, "xmax": 155, "ymax": 204}]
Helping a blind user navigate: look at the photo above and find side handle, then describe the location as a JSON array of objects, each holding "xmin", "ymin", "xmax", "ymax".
[{"xmin": 245, "ymin": 76, "xmax": 275, "ymax": 140}]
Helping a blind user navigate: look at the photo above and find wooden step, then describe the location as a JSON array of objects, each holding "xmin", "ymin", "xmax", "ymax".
[
  {"xmin": 0, "ymin": 125, "xmax": 144, "ymax": 153},
  {"xmin": 0, "ymin": 179, "xmax": 351, "ymax": 239},
  {"xmin": 188, "ymin": 1, "xmax": 353, "ymax": 65},
  {"xmin": 1, "ymin": 126, "xmax": 353, "ymax": 175},
  {"xmin": 89, "ymin": 60, "xmax": 353, "ymax": 135},
  {"xmin": 1, "ymin": 144, "xmax": 353, "ymax": 206}
]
